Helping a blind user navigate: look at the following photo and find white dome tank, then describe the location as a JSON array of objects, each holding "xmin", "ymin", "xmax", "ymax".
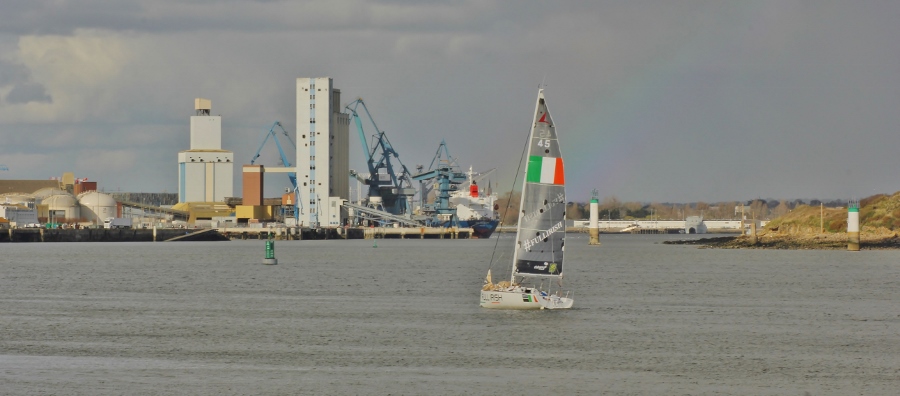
[
  {"xmin": 77, "ymin": 191, "xmax": 117, "ymax": 223},
  {"xmin": 33, "ymin": 187, "xmax": 70, "ymax": 200},
  {"xmin": 44, "ymin": 194, "xmax": 81, "ymax": 221}
]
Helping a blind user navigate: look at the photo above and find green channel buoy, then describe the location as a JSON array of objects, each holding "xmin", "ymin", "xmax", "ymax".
[{"xmin": 263, "ymin": 233, "xmax": 278, "ymax": 265}]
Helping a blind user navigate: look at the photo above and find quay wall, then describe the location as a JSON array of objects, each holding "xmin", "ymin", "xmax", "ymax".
[
  {"xmin": 220, "ymin": 227, "xmax": 471, "ymax": 240},
  {"xmin": 0, "ymin": 228, "xmax": 227, "ymax": 242},
  {"xmin": 2, "ymin": 226, "xmax": 475, "ymax": 242}
]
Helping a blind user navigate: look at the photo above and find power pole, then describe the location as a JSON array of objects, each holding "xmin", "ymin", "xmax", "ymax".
[{"xmin": 820, "ymin": 203, "xmax": 824, "ymax": 233}]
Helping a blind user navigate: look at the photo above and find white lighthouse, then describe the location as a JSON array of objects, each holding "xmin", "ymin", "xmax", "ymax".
[
  {"xmin": 847, "ymin": 200, "xmax": 860, "ymax": 251},
  {"xmin": 588, "ymin": 189, "xmax": 600, "ymax": 246}
]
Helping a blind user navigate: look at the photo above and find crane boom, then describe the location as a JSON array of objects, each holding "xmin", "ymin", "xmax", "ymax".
[
  {"xmin": 250, "ymin": 121, "xmax": 297, "ymax": 189},
  {"xmin": 343, "ymin": 98, "xmax": 416, "ymax": 217},
  {"xmin": 345, "ymin": 98, "xmax": 374, "ymax": 162}
]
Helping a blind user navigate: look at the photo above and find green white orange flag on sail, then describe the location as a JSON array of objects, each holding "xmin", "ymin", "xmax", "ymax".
[{"xmin": 526, "ymin": 156, "xmax": 565, "ymax": 185}]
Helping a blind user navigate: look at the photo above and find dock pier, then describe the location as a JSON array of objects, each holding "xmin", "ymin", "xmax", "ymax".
[
  {"xmin": 355, "ymin": 226, "xmax": 468, "ymax": 239},
  {"xmin": 2, "ymin": 225, "xmax": 474, "ymax": 242},
  {"xmin": 217, "ymin": 226, "xmax": 471, "ymax": 240},
  {"xmin": 1, "ymin": 227, "xmax": 229, "ymax": 242}
]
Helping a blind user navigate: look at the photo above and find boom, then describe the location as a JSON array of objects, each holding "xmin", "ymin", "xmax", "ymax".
[
  {"xmin": 344, "ymin": 98, "xmax": 416, "ymax": 217},
  {"xmin": 250, "ymin": 121, "xmax": 297, "ymax": 189}
]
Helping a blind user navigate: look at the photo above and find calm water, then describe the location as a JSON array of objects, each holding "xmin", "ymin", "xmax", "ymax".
[{"xmin": 1, "ymin": 234, "xmax": 898, "ymax": 395}]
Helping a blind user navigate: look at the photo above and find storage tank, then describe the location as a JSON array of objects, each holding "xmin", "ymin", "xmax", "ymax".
[
  {"xmin": 33, "ymin": 187, "xmax": 69, "ymax": 200},
  {"xmin": 44, "ymin": 194, "xmax": 81, "ymax": 221},
  {"xmin": 77, "ymin": 191, "xmax": 117, "ymax": 223}
]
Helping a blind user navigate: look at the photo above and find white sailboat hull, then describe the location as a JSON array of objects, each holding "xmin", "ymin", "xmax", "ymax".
[
  {"xmin": 480, "ymin": 289, "xmax": 574, "ymax": 310},
  {"xmin": 542, "ymin": 294, "xmax": 575, "ymax": 309}
]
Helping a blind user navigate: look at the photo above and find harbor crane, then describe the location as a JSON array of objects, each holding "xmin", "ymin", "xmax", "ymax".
[
  {"xmin": 412, "ymin": 140, "xmax": 467, "ymax": 222},
  {"xmin": 412, "ymin": 140, "xmax": 497, "ymax": 227},
  {"xmin": 249, "ymin": 122, "xmax": 300, "ymax": 222},
  {"xmin": 250, "ymin": 121, "xmax": 297, "ymax": 189},
  {"xmin": 345, "ymin": 98, "xmax": 416, "ymax": 217}
]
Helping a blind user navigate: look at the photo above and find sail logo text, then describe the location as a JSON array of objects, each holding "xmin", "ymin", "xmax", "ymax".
[
  {"xmin": 520, "ymin": 192, "xmax": 565, "ymax": 223},
  {"xmin": 522, "ymin": 221, "xmax": 564, "ymax": 251}
]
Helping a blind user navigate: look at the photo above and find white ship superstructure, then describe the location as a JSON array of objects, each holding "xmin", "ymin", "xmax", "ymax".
[{"xmin": 449, "ymin": 167, "xmax": 498, "ymax": 222}]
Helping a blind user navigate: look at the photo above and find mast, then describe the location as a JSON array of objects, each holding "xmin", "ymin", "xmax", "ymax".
[{"xmin": 510, "ymin": 88, "xmax": 546, "ymax": 284}]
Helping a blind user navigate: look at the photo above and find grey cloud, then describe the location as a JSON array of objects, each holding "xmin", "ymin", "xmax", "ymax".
[
  {"xmin": 6, "ymin": 82, "xmax": 52, "ymax": 104},
  {"xmin": 0, "ymin": 59, "xmax": 51, "ymax": 104},
  {"xmin": 0, "ymin": 0, "xmax": 506, "ymax": 35},
  {"xmin": 2, "ymin": 1, "xmax": 900, "ymax": 202},
  {"xmin": 0, "ymin": 0, "xmax": 143, "ymax": 35},
  {"xmin": 0, "ymin": 59, "xmax": 30, "ymax": 85}
]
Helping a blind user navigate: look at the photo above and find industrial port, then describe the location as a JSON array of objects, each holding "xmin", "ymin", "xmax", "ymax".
[{"xmin": 0, "ymin": 77, "xmax": 500, "ymax": 241}]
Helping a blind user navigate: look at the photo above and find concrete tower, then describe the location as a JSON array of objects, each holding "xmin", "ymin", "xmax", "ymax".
[
  {"xmin": 296, "ymin": 78, "xmax": 350, "ymax": 227},
  {"xmin": 177, "ymin": 98, "xmax": 234, "ymax": 203}
]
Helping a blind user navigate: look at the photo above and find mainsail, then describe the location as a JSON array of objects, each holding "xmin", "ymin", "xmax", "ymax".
[{"xmin": 512, "ymin": 89, "xmax": 566, "ymax": 280}]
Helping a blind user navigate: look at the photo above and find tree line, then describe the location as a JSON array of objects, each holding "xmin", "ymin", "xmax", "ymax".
[{"xmin": 494, "ymin": 193, "xmax": 851, "ymax": 225}]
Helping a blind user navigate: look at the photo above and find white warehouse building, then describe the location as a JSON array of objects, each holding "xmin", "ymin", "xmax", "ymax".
[{"xmin": 178, "ymin": 98, "xmax": 234, "ymax": 203}]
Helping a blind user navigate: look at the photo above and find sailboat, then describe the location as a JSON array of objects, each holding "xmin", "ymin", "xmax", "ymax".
[{"xmin": 480, "ymin": 88, "xmax": 574, "ymax": 310}]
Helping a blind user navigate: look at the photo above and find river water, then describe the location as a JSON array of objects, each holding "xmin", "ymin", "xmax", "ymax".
[{"xmin": 1, "ymin": 234, "xmax": 898, "ymax": 395}]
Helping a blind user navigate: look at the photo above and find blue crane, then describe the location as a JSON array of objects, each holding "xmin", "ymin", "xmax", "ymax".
[
  {"xmin": 344, "ymin": 98, "xmax": 416, "ymax": 217},
  {"xmin": 412, "ymin": 140, "xmax": 467, "ymax": 221},
  {"xmin": 250, "ymin": 121, "xmax": 297, "ymax": 189}
]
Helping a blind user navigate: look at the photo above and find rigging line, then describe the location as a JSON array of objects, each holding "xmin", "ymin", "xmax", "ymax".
[{"xmin": 487, "ymin": 118, "xmax": 533, "ymax": 271}]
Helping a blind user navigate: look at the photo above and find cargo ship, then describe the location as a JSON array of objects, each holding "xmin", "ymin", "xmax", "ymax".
[
  {"xmin": 448, "ymin": 170, "xmax": 500, "ymax": 238},
  {"xmin": 458, "ymin": 218, "xmax": 500, "ymax": 239},
  {"xmin": 411, "ymin": 141, "xmax": 500, "ymax": 238}
]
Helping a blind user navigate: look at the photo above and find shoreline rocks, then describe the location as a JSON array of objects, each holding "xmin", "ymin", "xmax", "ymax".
[{"xmin": 665, "ymin": 229, "xmax": 900, "ymax": 250}]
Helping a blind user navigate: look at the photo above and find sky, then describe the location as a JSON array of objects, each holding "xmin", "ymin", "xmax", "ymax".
[{"xmin": 1, "ymin": 0, "xmax": 899, "ymax": 204}]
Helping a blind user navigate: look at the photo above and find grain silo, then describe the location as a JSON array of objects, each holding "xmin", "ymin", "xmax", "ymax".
[
  {"xmin": 77, "ymin": 191, "xmax": 118, "ymax": 224},
  {"xmin": 43, "ymin": 194, "xmax": 81, "ymax": 223},
  {"xmin": 33, "ymin": 187, "xmax": 69, "ymax": 200}
]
